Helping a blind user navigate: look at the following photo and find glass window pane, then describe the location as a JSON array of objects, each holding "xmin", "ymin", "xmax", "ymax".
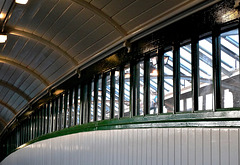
[
  {"xmin": 49, "ymin": 102, "xmax": 52, "ymax": 132},
  {"xmin": 221, "ymin": 29, "xmax": 240, "ymax": 108},
  {"xmin": 97, "ymin": 77, "xmax": 102, "ymax": 120},
  {"xmin": 52, "ymin": 101, "xmax": 56, "ymax": 132},
  {"xmin": 71, "ymin": 89, "xmax": 75, "ymax": 126},
  {"xmin": 66, "ymin": 92, "xmax": 70, "ymax": 127},
  {"xmin": 114, "ymin": 70, "xmax": 120, "ymax": 118},
  {"xmin": 57, "ymin": 97, "xmax": 60, "ymax": 131},
  {"xmin": 124, "ymin": 64, "xmax": 130, "ymax": 117},
  {"xmin": 90, "ymin": 81, "xmax": 94, "ymax": 122},
  {"xmin": 150, "ymin": 56, "xmax": 158, "ymax": 114},
  {"xmin": 138, "ymin": 61, "xmax": 144, "ymax": 115},
  {"xmin": 199, "ymin": 37, "xmax": 213, "ymax": 110},
  {"xmin": 164, "ymin": 51, "xmax": 174, "ymax": 113},
  {"xmin": 61, "ymin": 94, "xmax": 65, "ymax": 129},
  {"xmin": 106, "ymin": 73, "xmax": 111, "ymax": 119},
  {"xmin": 77, "ymin": 86, "xmax": 81, "ymax": 125},
  {"xmin": 180, "ymin": 44, "xmax": 192, "ymax": 112}
]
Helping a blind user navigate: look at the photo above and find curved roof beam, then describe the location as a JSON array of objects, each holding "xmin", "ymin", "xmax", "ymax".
[
  {"xmin": 0, "ymin": 117, "xmax": 7, "ymax": 127},
  {"xmin": 0, "ymin": 80, "xmax": 31, "ymax": 101},
  {"xmin": 0, "ymin": 100, "xmax": 17, "ymax": 115},
  {"xmin": 71, "ymin": 0, "xmax": 127, "ymax": 36},
  {"xmin": 0, "ymin": 57, "xmax": 49, "ymax": 86},
  {"xmin": 8, "ymin": 29, "xmax": 78, "ymax": 66}
]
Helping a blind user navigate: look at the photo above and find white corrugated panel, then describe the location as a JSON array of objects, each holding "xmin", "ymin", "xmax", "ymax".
[{"xmin": 2, "ymin": 128, "xmax": 240, "ymax": 165}]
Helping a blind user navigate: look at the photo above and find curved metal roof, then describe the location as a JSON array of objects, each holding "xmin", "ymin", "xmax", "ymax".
[{"xmin": 0, "ymin": 0, "xmax": 219, "ymax": 132}]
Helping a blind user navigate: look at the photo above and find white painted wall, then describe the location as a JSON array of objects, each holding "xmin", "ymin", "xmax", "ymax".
[{"xmin": 1, "ymin": 128, "xmax": 239, "ymax": 165}]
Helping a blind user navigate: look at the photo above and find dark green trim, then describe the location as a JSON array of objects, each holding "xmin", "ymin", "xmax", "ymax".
[
  {"xmin": 212, "ymin": 27, "xmax": 221, "ymax": 110},
  {"xmin": 144, "ymin": 56, "xmax": 150, "ymax": 115},
  {"xmin": 74, "ymin": 86, "xmax": 78, "ymax": 125},
  {"xmin": 69, "ymin": 89, "xmax": 73, "ymax": 127},
  {"xmin": 130, "ymin": 61, "xmax": 137, "ymax": 117},
  {"xmin": 110, "ymin": 70, "xmax": 115, "ymax": 119},
  {"xmin": 173, "ymin": 42, "xmax": 180, "ymax": 113},
  {"xmin": 119, "ymin": 66, "xmax": 124, "ymax": 118},
  {"xmin": 158, "ymin": 48, "xmax": 164, "ymax": 114},
  {"xmin": 59, "ymin": 95, "xmax": 63, "ymax": 131},
  {"xmin": 192, "ymin": 37, "xmax": 199, "ymax": 112}
]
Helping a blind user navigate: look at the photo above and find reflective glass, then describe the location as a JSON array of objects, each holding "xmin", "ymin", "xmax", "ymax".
[
  {"xmin": 106, "ymin": 73, "xmax": 111, "ymax": 119},
  {"xmin": 150, "ymin": 56, "xmax": 158, "ymax": 114},
  {"xmin": 199, "ymin": 37, "xmax": 213, "ymax": 110},
  {"xmin": 90, "ymin": 81, "xmax": 94, "ymax": 122},
  {"xmin": 114, "ymin": 70, "xmax": 120, "ymax": 118},
  {"xmin": 221, "ymin": 29, "xmax": 240, "ymax": 108},
  {"xmin": 138, "ymin": 61, "xmax": 144, "ymax": 115},
  {"xmin": 124, "ymin": 64, "xmax": 130, "ymax": 117},
  {"xmin": 180, "ymin": 44, "xmax": 192, "ymax": 111},
  {"xmin": 164, "ymin": 51, "xmax": 174, "ymax": 113},
  {"xmin": 97, "ymin": 77, "xmax": 102, "ymax": 120}
]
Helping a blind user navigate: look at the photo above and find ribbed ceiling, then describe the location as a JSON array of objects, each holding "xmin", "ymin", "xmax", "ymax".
[{"xmin": 0, "ymin": 0, "xmax": 219, "ymax": 132}]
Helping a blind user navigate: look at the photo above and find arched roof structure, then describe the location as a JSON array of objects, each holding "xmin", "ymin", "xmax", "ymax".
[{"xmin": 0, "ymin": 0, "xmax": 220, "ymax": 132}]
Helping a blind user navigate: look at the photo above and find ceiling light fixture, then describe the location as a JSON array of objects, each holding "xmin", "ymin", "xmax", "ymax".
[
  {"xmin": 53, "ymin": 89, "xmax": 64, "ymax": 96},
  {"xmin": 0, "ymin": 34, "xmax": 7, "ymax": 43},
  {"xmin": 15, "ymin": 0, "xmax": 28, "ymax": 5},
  {"xmin": 0, "ymin": 13, "xmax": 5, "ymax": 19}
]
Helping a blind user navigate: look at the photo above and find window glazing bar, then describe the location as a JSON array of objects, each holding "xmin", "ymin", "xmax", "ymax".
[
  {"xmin": 43, "ymin": 105, "xmax": 46, "ymax": 134},
  {"xmin": 87, "ymin": 82, "xmax": 91, "ymax": 123},
  {"xmin": 80, "ymin": 84, "xmax": 86, "ymax": 124},
  {"xmin": 69, "ymin": 89, "xmax": 73, "ymax": 127},
  {"xmin": 110, "ymin": 70, "xmax": 115, "ymax": 119},
  {"xmin": 119, "ymin": 66, "xmax": 124, "ymax": 118},
  {"xmin": 130, "ymin": 61, "xmax": 137, "ymax": 117},
  {"xmin": 192, "ymin": 37, "xmax": 199, "ymax": 112},
  {"xmin": 101, "ymin": 73, "xmax": 106, "ymax": 120},
  {"xmin": 39, "ymin": 108, "xmax": 42, "ymax": 136},
  {"xmin": 74, "ymin": 86, "xmax": 78, "ymax": 125},
  {"xmin": 63, "ymin": 93, "xmax": 68, "ymax": 128},
  {"xmin": 51, "ymin": 100, "xmax": 54, "ymax": 132},
  {"xmin": 144, "ymin": 57, "xmax": 150, "ymax": 115},
  {"xmin": 173, "ymin": 42, "xmax": 180, "ymax": 113},
  {"xmin": 55, "ymin": 98, "xmax": 58, "ymax": 131},
  {"xmin": 59, "ymin": 95, "xmax": 63, "ymax": 130},
  {"xmin": 158, "ymin": 48, "xmax": 164, "ymax": 114},
  {"xmin": 212, "ymin": 27, "xmax": 221, "ymax": 110}
]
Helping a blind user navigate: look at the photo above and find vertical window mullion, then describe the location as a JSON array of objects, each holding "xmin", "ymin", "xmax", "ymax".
[
  {"xmin": 39, "ymin": 108, "xmax": 42, "ymax": 136},
  {"xmin": 74, "ymin": 87, "xmax": 78, "ymax": 125},
  {"xmin": 144, "ymin": 57, "xmax": 150, "ymax": 115},
  {"xmin": 130, "ymin": 62, "xmax": 137, "ymax": 117},
  {"xmin": 173, "ymin": 42, "xmax": 180, "ymax": 113},
  {"xmin": 69, "ymin": 89, "xmax": 73, "ymax": 127},
  {"xmin": 43, "ymin": 105, "xmax": 46, "ymax": 134},
  {"xmin": 59, "ymin": 95, "xmax": 63, "ymax": 130},
  {"xmin": 64, "ymin": 92, "xmax": 68, "ymax": 128},
  {"xmin": 119, "ymin": 66, "xmax": 124, "ymax": 118},
  {"xmin": 212, "ymin": 28, "xmax": 221, "ymax": 110},
  {"xmin": 158, "ymin": 48, "xmax": 164, "ymax": 114},
  {"xmin": 82, "ymin": 83, "xmax": 88, "ymax": 124},
  {"xmin": 192, "ymin": 37, "xmax": 199, "ymax": 112},
  {"xmin": 55, "ymin": 98, "xmax": 58, "ymax": 131},
  {"xmin": 110, "ymin": 70, "xmax": 115, "ymax": 119},
  {"xmin": 46, "ymin": 104, "xmax": 50, "ymax": 134},
  {"xmin": 87, "ymin": 82, "xmax": 91, "ymax": 123},
  {"xmin": 101, "ymin": 73, "xmax": 106, "ymax": 120},
  {"xmin": 34, "ymin": 112, "xmax": 37, "ymax": 138},
  {"xmin": 51, "ymin": 100, "xmax": 54, "ymax": 132}
]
